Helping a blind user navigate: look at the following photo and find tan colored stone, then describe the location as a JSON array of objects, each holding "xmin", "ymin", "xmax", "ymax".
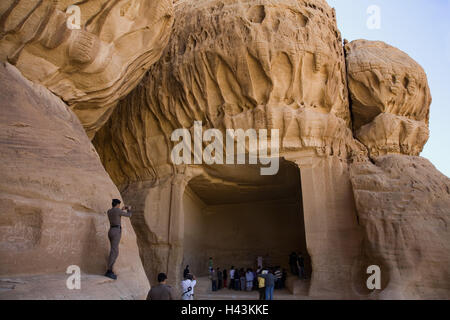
[
  {"xmin": 0, "ymin": 0, "xmax": 447, "ymax": 301},
  {"xmin": 94, "ymin": 0, "xmax": 365, "ymax": 298},
  {"xmin": 345, "ymin": 40, "xmax": 431, "ymax": 157},
  {"xmin": 0, "ymin": 62, "xmax": 148, "ymax": 299},
  {"xmin": 0, "ymin": 0, "xmax": 173, "ymax": 138},
  {"xmin": 350, "ymin": 155, "xmax": 450, "ymax": 299},
  {"xmin": 94, "ymin": 0, "xmax": 365, "ymax": 186}
]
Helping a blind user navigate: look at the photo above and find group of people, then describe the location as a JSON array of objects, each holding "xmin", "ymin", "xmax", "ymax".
[
  {"xmin": 104, "ymin": 199, "xmax": 308, "ymax": 300},
  {"xmin": 205, "ymin": 257, "xmax": 288, "ymax": 300}
]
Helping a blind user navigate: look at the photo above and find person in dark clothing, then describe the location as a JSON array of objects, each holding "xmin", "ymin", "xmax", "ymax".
[
  {"xmin": 234, "ymin": 268, "xmax": 241, "ymax": 290},
  {"xmin": 105, "ymin": 199, "xmax": 132, "ymax": 280},
  {"xmin": 253, "ymin": 269, "xmax": 258, "ymax": 289},
  {"xmin": 183, "ymin": 265, "xmax": 190, "ymax": 279},
  {"xmin": 223, "ymin": 269, "xmax": 228, "ymax": 288},
  {"xmin": 289, "ymin": 252, "xmax": 298, "ymax": 275},
  {"xmin": 217, "ymin": 267, "xmax": 223, "ymax": 290},
  {"xmin": 229, "ymin": 266, "xmax": 235, "ymax": 290},
  {"xmin": 211, "ymin": 268, "xmax": 218, "ymax": 291},
  {"xmin": 146, "ymin": 273, "xmax": 175, "ymax": 300},
  {"xmin": 239, "ymin": 268, "xmax": 245, "ymax": 291},
  {"xmin": 297, "ymin": 252, "xmax": 306, "ymax": 279},
  {"xmin": 274, "ymin": 267, "xmax": 282, "ymax": 289}
]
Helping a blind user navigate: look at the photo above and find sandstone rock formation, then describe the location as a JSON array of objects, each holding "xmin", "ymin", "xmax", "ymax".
[
  {"xmin": 0, "ymin": 0, "xmax": 448, "ymax": 301},
  {"xmin": 0, "ymin": 62, "xmax": 148, "ymax": 299},
  {"xmin": 0, "ymin": 0, "xmax": 173, "ymax": 138},
  {"xmin": 345, "ymin": 40, "xmax": 431, "ymax": 157},
  {"xmin": 95, "ymin": 0, "xmax": 366, "ymax": 186},
  {"xmin": 94, "ymin": 0, "xmax": 365, "ymax": 297},
  {"xmin": 350, "ymin": 155, "xmax": 450, "ymax": 299}
]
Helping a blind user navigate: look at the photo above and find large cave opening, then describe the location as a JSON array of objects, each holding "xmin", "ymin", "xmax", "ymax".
[{"xmin": 181, "ymin": 159, "xmax": 311, "ymax": 281}]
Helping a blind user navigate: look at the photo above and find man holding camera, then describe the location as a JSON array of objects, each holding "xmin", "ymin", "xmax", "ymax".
[{"xmin": 105, "ymin": 198, "xmax": 132, "ymax": 280}]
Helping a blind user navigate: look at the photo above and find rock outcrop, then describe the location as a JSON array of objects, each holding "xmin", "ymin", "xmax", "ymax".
[
  {"xmin": 0, "ymin": 0, "xmax": 173, "ymax": 138},
  {"xmin": 0, "ymin": 0, "xmax": 448, "ymax": 300},
  {"xmin": 94, "ymin": 0, "xmax": 365, "ymax": 297},
  {"xmin": 0, "ymin": 62, "xmax": 148, "ymax": 299},
  {"xmin": 345, "ymin": 40, "xmax": 431, "ymax": 157},
  {"xmin": 95, "ymin": 0, "xmax": 365, "ymax": 186},
  {"xmin": 350, "ymin": 155, "xmax": 450, "ymax": 299}
]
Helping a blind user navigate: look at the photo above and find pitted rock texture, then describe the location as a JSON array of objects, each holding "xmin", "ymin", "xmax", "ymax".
[
  {"xmin": 350, "ymin": 155, "xmax": 450, "ymax": 299},
  {"xmin": 93, "ymin": 0, "xmax": 366, "ymax": 299},
  {"xmin": 94, "ymin": 0, "xmax": 365, "ymax": 186},
  {"xmin": 0, "ymin": 62, "xmax": 149, "ymax": 299},
  {"xmin": 0, "ymin": 0, "xmax": 447, "ymax": 301},
  {"xmin": 0, "ymin": 0, "xmax": 173, "ymax": 138},
  {"xmin": 345, "ymin": 40, "xmax": 431, "ymax": 157}
]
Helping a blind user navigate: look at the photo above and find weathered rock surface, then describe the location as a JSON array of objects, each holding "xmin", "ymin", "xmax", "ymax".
[
  {"xmin": 345, "ymin": 40, "xmax": 431, "ymax": 157},
  {"xmin": 94, "ymin": 0, "xmax": 365, "ymax": 298},
  {"xmin": 350, "ymin": 155, "xmax": 450, "ymax": 299},
  {"xmin": 0, "ymin": 0, "xmax": 173, "ymax": 138},
  {"xmin": 95, "ymin": 0, "xmax": 365, "ymax": 186},
  {"xmin": 0, "ymin": 62, "xmax": 148, "ymax": 299},
  {"xmin": 0, "ymin": 0, "xmax": 448, "ymax": 301}
]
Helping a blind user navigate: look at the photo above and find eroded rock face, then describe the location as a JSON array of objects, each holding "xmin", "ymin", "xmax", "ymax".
[
  {"xmin": 350, "ymin": 155, "xmax": 450, "ymax": 299},
  {"xmin": 345, "ymin": 40, "xmax": 431, "ymax": 157},
  {"xmin": 0, "ymin": 63, "xmax": 148, "ymax": 299},
  {"xmin": 95, "ymin": 0, "xmax": 365, "ymax": 186},
  {"xmin": 94, "ymin": 0, "xmax": 365, "ymax": 298},
  {"xmin": 1, "ymin": 0, "xmax": 446, "ymax": 301},
  {"xmin": 0, "ymin": 0, "xmax": 173, "ymax": 138}
]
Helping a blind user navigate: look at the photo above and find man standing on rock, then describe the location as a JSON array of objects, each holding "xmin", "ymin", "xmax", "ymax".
[{"xmin": 105, "ymin": 199, "xmax": 132, "ymax": 280}]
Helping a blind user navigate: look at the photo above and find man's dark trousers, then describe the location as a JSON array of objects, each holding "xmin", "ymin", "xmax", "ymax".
[{"xmin": 108, "ymin": 226, "xmax": 121, "ymax": 270}]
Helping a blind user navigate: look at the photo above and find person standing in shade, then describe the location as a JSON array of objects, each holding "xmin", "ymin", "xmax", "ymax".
[
  {"xmin": 274, "ymin": 267, "xmax": 282, "ymax": 289},
  {"xmin": 146, "ymin": 273, "xmax": 175, "ymax": 300},
  {"xmin": 181, "ymin": 273, "xmax": 197, "ymax": 300},
  {"xmin": 105, "ymin": 199, "xmax": 132, "ymax": 280},
  {"xmin": 229, "ymin": 266, "xmax": 235, "ymax": 290},
  {"xmin": 261, "ymin": 268, "xmax": 276, "ymax": 300},
  {"xmin": 223, "ymin": 269, "xmax": 228, "ymax": 288},
  {"xmin": 289, "ymin": 252, "xmax": 298, "ymax": 275},
  {"xmin": 208, "ymin": 257, "xmax": 213, "ymax": 273},
  {"xmin": 183, "ymin": 265, "xmax": 190, "ymax": 279},
  {"xmin": 234, "ymin": 268, "xmax": 241, "ymax": 290},
  {"xmin": 210, "ymin": 268, "xmax": 218, "ymax": 291},
  {"xmin": 239, "ymin": 268, "xmax": 246, "ymax": 291},
  {"xmin": 217, "ymin": 267, "xmax": 223, "ymax": 290},
  {"xmin": 297, "ymin": 252, "xmax": 306, "ymax": 279},
  {"xmin": 245, "ymin": 268, "xmax": 254, "ymax": 291},
  {"xmin": 257, "ymin": 270, "xmax": 266, "ymax": 300}
]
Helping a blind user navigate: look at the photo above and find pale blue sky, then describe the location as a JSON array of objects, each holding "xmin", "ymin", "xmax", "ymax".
[{"xmin": 327, "ymin": 0, "xmax": 450, "ymax": 177}]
